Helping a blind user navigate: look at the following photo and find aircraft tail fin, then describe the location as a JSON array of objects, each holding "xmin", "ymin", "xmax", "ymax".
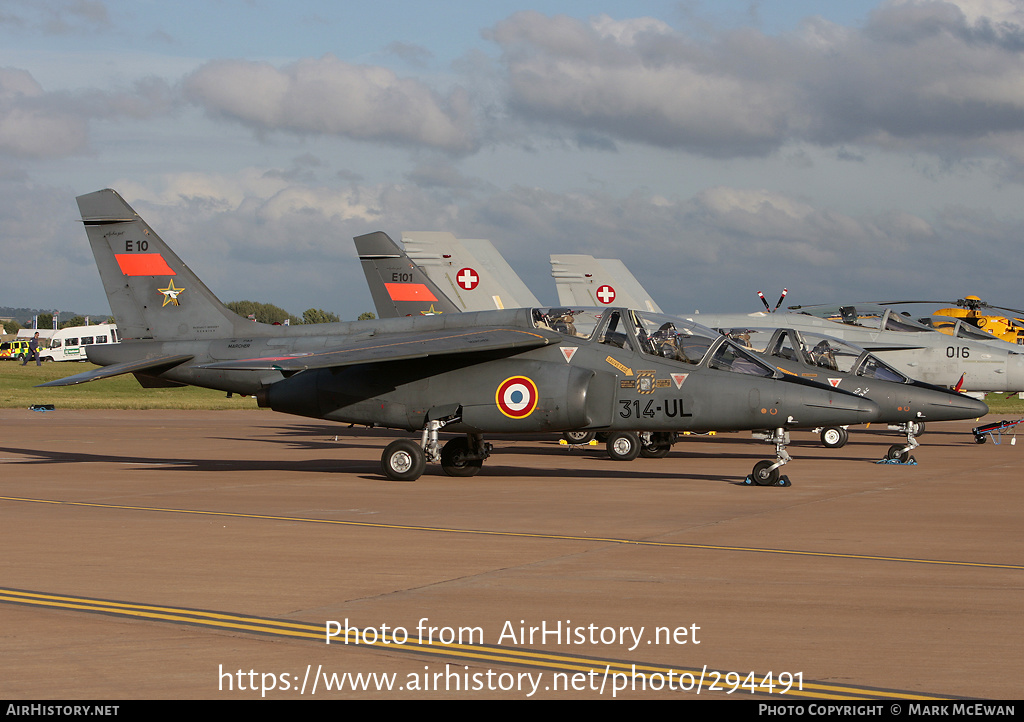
[
  {"xmin": 550, "ymin": 254, "xmax": 663, "ymax": 312},
  {"xmin": 77, "ymin": 189, "xmax": 247, "ymax": 341},
  {"xmin": 402, "ymin": 232, "xmax": 541, "ymax": 310},
  {"xmin": 354, "ymin": 231, "xmax": 460, "ymax": 318}
]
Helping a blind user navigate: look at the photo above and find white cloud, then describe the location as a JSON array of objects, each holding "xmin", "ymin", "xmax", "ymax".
[
  {"xmin": 490, "ymin": 4, "xmax": 1024, "ymax": 167},
  {"xmin": 183, "ymin": 55, "xmax": 478, "ymax": 153},
  {"xmin": 0, "ymin": 67, "xmax": 87, "ymax": 157}
]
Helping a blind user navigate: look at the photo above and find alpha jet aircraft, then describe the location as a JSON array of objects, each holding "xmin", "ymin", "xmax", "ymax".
[
  {"xmin": 359, "ymin": 233, "xmax": 987, "ymax": 463},
  {"xmin": 552, "ymin": 254, "xmax": 1024, "ymax": 395},
  {"xmin": 723, "ymin": 326, "xmax": 987, "ymax": 460},
  {"xmin": 44, "ymin": 189, "xmax": 880, "ymax": 485}
]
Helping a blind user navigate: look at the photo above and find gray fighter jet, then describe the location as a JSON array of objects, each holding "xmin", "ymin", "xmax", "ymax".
[
  {"xmin": 359, "ymin": 233, "xmax": 987, "ymax": 462},
  {"xmin": 42, "ymin": 189, "xmax": 882, "ymax": 485},
  {"xmin": 724, "ymin": 326, "xmax": 987, "ymax": 459},
  {"xmin": 552, "ymin": 255, "xmax": 1024, "ymax": 395}
]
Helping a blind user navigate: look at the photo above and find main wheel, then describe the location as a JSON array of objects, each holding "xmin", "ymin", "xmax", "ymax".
[
  {"xmin": 606, "ymin": 431, "xmax": 641, "ymax": 461},
  {"xmin": 639, "ymin": 431, "xmax": 674, "ymax": 458},
  {"xmin": 886, "ymin": 444, "xmax": 911, "ymax": 463},
  {"xmin": 440, "ymin": 437, "xmax": 483, "ymax": 477},
  {"xmin": 909, "ymin": 421, "xmax": 926, "ymax": 436},
  {"xmin": 381, "ymin": 439, "xmax": 426, "ymax": 481},
  {"xmin": 562, "ymin": 430, "xmax": 596, "ymax": 444},
  {"xmin": 820, "ymin": 427, "xmax": 848, "ymax": 449},
  {"xmin": 751, "ymin": 460, "xmax": 780, "ymax": 486}
]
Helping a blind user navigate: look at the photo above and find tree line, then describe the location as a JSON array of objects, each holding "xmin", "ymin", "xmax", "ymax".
[
  {"xmin": 224, "ymin": 301, "xmax": 374, "ymax": 325},
  {"xmin": 2, "ymin": 303, "xmax": 375, "ymax": 335}
]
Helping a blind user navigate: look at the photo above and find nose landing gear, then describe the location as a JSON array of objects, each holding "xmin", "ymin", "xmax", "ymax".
[
  {"xmin": 883, "ymin": 421, "xmax": 920, "ymax": 464},
  {"xmin": 744, "ymin": 427, "xmax": 792, "ymax": 487}
]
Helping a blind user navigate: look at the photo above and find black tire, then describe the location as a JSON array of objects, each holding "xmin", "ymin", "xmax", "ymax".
[
  {"xmin": 820, "ymin": 427, "xmax": 848, "ymax": 449},
  {"xmin": 440, "ymin": 437, "xmax": 483, "ymax": 477},
  {"xmin": 909, "ymin": 421, "xmax": 926, "ymax": 436},
  {"xmin": 639, "ymin": 431, "xmax": 674, "ymax": 458},
  {"xmin": 381, "ymin": 439, "xmax": 426, "ymax": 481},
  {"xmin": 562, "ymin": 431, "xmax": 596, "ymax": 444},
  {"xmin": 886, "ymin": 444, "xmax": 911, "ymax": 463},
  {"xmin": 975, "ymin": 435, "xmax": 987, "ymax": 444},
  {"xmin": 606, "ymin": 431, "xmax": 641, "ymax": 461},
  {"xmin": 639, "ymin": 444, "xmax": 671, "ymax": 458},
  {"xmin": 595, "ymin": 432, "xmax": 610, "ymax": 443},
  {"xmin": 751, "ymin": 460, "xmax": 780, "ymax": 486}
]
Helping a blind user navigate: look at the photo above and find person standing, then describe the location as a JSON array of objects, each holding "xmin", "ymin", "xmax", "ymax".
[{"xmin": 22, "ymin": 332, "xmax": 41, "ymax": 366}]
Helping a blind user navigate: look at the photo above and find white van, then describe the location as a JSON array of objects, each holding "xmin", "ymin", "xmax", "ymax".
[{"xmin": 41, "ymin": 323, "xmax": 119, "ymax": 362}]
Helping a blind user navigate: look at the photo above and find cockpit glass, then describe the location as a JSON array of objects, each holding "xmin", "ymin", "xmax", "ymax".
[
  {"xmin": 708, "ymin": 343, "xmax": 776, "ymax": 377},
  {"xmin": 797, "ymin": 305, "xmax": 931, "ymax": 333},
  {"xmin": 790, "ymin": 332, "xmax": 865, "ymax": 373},
  {"xmin": 882, "ymin": 310, "xmax": 931, "ymax": 332},
  {"xmin": 856, "ymin": 355, "xmax": 908, "ymax": 383},
  {"xmin": 720, "ymin": 328, "xmax": 773, "ymax": 353},
  {"xmin": 633, "ymin": 311, "xmax": 722, "ymax": 365},
  {"xmin": 955, "ymin": 322, "xmax": 1000, "ymax": 341},
  {"xmin": 596, "ymin": 310, "xmax": 635, "ymax": 351},
  {"xmin": 533, "ymin": 308, "xmax": 604, "ymax": 340}
]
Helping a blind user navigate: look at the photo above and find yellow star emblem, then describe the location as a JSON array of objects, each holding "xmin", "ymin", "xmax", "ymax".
[
  {"xmin": 420, "ymin": 304, "xmax": 443, "ymax": 315},
  {"xmin": 158, "ymin": 279, "xmax": 184, "ymax": 306}
]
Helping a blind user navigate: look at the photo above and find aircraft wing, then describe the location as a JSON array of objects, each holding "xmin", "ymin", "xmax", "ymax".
[
  {"xmin": 197, "ymin": 326, "xmax": 560, "ymax": 372},
  {"xmin": 36, "ymin": 354, "xmax": 195, "ymax": 387}
]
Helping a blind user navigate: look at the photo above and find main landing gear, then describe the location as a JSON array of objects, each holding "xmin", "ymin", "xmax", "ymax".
[
  {"xmin": 884, "ymin": 421, "xmax": 921, "ymax": 463},
  {"xmin": 744, "ymin": 427, "xmax": 792, "ymax": 487},
  {"xmin": 380, "ymin": 418, "xmax": 492, "ymax": 481},
  {"xmin": 602, "ymin": 431, "xmax": 676, "ymax": 460},
  {"xmin": 819, "ymin": 426, "xmax": 849, "ymax": 449}
]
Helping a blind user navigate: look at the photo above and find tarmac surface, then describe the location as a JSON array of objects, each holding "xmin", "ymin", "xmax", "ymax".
[{"xmin": 1, "ymin": 408, "xmax": 1020, "ymax": 700}]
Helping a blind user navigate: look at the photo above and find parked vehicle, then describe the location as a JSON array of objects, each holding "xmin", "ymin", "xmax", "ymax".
[
  {"xmin": 40, "ymin": 323, "xmax": 119, "ymax": 362},
  {"xmin": 0, "ymin": 339, "xmax": 33, "ymax": 360}
]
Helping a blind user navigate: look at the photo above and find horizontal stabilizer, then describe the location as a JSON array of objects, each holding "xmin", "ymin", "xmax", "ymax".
[
  {"xmin": 36, "ymin": 354, "xmax": 195, "ymax": 387},
  {"xmin": 198, "ymin": 327, "xmax": 558, "ymax": 372}
]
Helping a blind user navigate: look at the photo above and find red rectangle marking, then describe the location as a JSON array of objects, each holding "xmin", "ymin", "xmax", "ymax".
[
  {"xmin": 115, "ymin": 253, "xmax": 176, "ymax": 276},
  {"xmin": 384, "ymin": 283, "xmax": 438, "ymax": 302}
]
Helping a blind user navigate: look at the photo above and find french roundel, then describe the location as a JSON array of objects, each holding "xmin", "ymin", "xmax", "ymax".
[{"xmin": 496, "ymin": 376, "xmax": 538, "ymax": 419}]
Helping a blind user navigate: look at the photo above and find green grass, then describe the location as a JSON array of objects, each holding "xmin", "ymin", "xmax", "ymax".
[
  {"xmin": 0, "ymin": 361, "xmax": 258, "ymax": 410},
  {"xmin": 979, "ymin": 393, "xmax": 1024, "ymax": 416}
]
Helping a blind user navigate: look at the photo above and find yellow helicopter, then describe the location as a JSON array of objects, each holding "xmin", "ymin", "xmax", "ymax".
[{"xmin": 885, "ymin": 296, "xmax": 1024, "ymax": 345}]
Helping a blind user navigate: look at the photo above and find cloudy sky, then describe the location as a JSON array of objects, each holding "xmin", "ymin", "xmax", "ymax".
[{"xmin": 2, "ymin": 0, "xmax": 1023, "ymax": 320}]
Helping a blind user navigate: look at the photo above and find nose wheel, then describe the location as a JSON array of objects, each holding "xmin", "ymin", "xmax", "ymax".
[
  {"xmin": 880, "ymin": 421, "xmax": 920, "ymax": 464},
  {"xmin": 744, "ymin": 427, "xmax": 792, "ymax": 487}
]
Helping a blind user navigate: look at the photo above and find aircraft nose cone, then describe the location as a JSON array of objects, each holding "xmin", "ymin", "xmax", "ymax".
[
  {"xmin": 911, "ymin": 384, "xmax": 989, "ymax": 421},
  {"xmin": 944, "ymin": 394, "xmax": 989, "ymax": 419}
]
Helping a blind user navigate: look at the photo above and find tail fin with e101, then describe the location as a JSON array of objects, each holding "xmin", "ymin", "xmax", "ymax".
[{"xmin": 354, "ymin": 231, "xmax": 460, "ymax": 318}]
